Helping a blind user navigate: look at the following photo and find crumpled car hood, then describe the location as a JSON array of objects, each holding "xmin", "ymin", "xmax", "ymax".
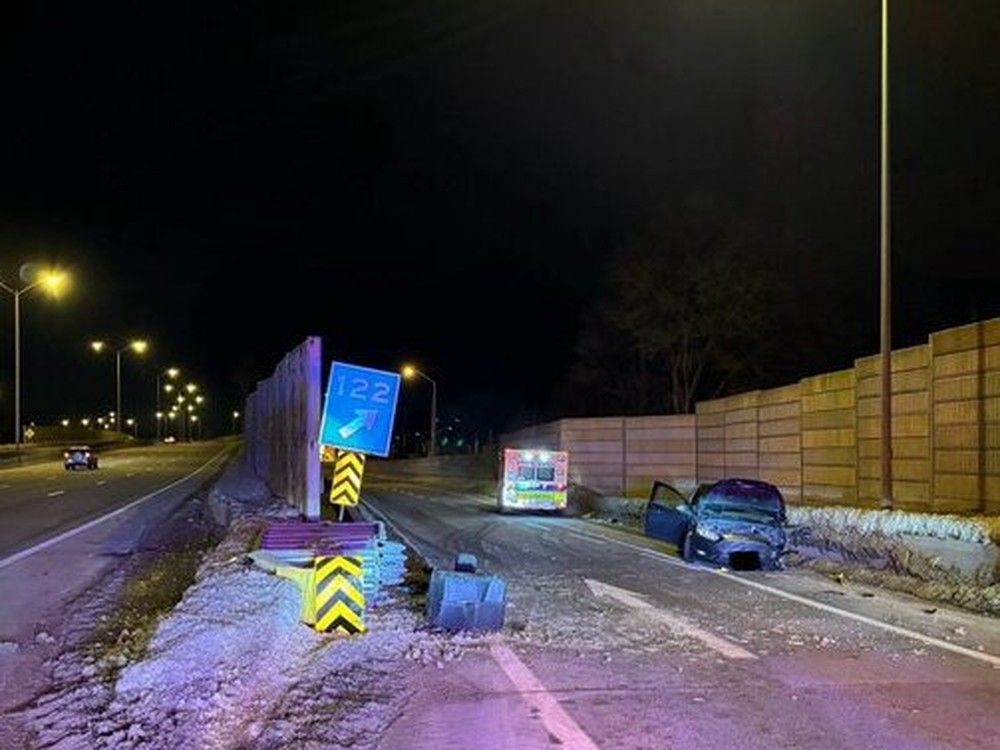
[{"xmin": 697, "ymin": 516, "xmax": 784, "ymax": 545}]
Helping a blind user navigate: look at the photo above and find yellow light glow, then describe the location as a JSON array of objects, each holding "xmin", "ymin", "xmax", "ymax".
[
  {"xmin": 164, "ymin": 383, "xmax": 174, "ymax": 393},
  {"xmin": 39, "ymin": 269, "xmax": 69, "ymax": 297},
  {"xmin": 166, "ymin": 367, "xmax": 180, "ymax": 379},
  {"xmin": 81, "ymin": 419, "xmax": 90, "ymax": 427},
  {"xmin": 195, "ymin": 395, "xmax": 204, "ymax": 404},
  {"xmin": 232, "ymin": 411, "xmax": 240, "ymax": 418},
  {"xmin": 126, "ymin": 418, "xmax": 135, "ymax": 426},
  {"xmin": 190, "ymin": 415, "xmax": 199, "ymax": 422},
  {"xmin": 90, "ymin": 340, "xmax": 106, "ymax": 353},
  {"xmin": 185, "ymin": 383, "xmax": 197, "ymax": 394},
  {"xmin": 130, "ymin": 339, "xmax": 149, "ymax": 354},
  {"xmin": 155, "ymin": 411, "xmax": 164, "ymax": 419},
  {"xmin": 402, "ymin": 364, "xmax": 417, "ymax": 379},
  {"xmin": 60, "ymin": 419, "xmax": 70, "ymax": 427}
]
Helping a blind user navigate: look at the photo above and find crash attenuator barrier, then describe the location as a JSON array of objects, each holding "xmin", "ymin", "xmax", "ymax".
[{"xmin": 255, "ymin": 520, "xmax": 407, "ymax": 633}]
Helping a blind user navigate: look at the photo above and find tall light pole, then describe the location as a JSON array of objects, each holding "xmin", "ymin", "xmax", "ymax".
[
  {"xmin": 232, "ymin": 410, "xmax": 240, "ymax": 434},
  {"xmin": 879, "ymin": 0, "xmax": 893, "ymax": 510},
  {"xmin": 155, "ymin": 367, "xmax": 180, "ymax": 440},
  {"xmin": 402, "ymin": 364, "xmax": 437, "ymax": 457},
  {"xmin": 91, "ymin": 339, "xmax": 149, "ymax": 432},
  {"xmin": 0, "ymin": 267, "xmax": 69, "ymax": 449}
]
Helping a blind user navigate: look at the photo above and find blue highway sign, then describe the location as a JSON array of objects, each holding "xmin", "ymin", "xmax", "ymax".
[{"xmin": 319, "ymin": 362, "xmax": 401, "ymax": 457}]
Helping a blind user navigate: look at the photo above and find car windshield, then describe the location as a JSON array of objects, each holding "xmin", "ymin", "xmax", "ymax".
[
  {"xmin": 699, "ymin": 501, "xmax": 778, "ymax": 523},
  {"xmin": 699, "ymin": 487, "xmax": 783, "ymax": 523}
]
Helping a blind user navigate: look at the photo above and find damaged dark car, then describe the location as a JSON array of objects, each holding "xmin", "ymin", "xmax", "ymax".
[{"xmin": 644, "ymin": 478, "xmax": 787, "ymax": 571}]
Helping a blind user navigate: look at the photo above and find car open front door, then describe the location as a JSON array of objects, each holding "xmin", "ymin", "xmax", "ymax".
[{"xmin": 644, "ymin": 481, "xmax": 692, "ymax": 546}]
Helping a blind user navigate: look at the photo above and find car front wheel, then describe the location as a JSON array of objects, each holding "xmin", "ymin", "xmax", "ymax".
[{"xmin": 682, "ymin": 530, "xmax": 695, "ymax": 562}]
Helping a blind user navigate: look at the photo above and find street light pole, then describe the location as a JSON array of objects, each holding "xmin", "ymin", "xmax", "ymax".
[
  {"xmin": 116, "ymin": 349, "xmax": 123, "ymax": 433},
  {"xmin": 13, "ymin": 291, "xmax": 20, "ymax": 448},
  {"xmin": 879, "ymin": 0, "xmax": 893, "ymax": 510},
  {"xmin": 0, "ymin": 269, "xmax": 68, "ymax": 449},
  {"xmin": 402, "ymin": 365, "xmax": 437, "ymax": 457}
]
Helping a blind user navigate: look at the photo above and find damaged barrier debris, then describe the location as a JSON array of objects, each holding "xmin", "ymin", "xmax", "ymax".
[
  {"xmin": 426, "ymin": 553, "xmax": 506, "ymax": 631},
  {"xmin": 251, "ymin": 520, "xmax": 407, "ymax": 634}
]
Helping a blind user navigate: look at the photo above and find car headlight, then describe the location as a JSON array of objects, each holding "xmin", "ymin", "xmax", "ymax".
[{"xmin": 694, "ymin": 525, "xmax": 722, "ymax": 542}]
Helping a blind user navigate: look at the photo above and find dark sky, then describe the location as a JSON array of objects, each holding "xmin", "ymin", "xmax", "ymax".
[{"xmin": 1, "ymin": 1, "xmax": 998, "ymax": 439}]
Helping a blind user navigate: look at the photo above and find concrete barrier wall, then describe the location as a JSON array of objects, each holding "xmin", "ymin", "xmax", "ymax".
[
  {"xmin": 244, "ymin": 337, "xmax": 322, "ymax": 518},
  {"xmin": 503, "ymin": 317, "xmax": 1000, "ymax": 512},
  {"xmin": 502, "ymin": 414, "xmax": 698, "ymax": 496}
]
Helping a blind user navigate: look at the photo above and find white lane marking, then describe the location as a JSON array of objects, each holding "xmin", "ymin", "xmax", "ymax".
[
  {"xmin": 0, "ymin": 447, "xmax": 232, "ymax": 571},
  {"xmin": 96, "ymin": 480, "xmax": 107, "ymax": 486},
  {"xmin": 126, "ymin": 472, "xmax": 136, "ymax": 477},
  {"xmin": 0, "ymin": 484, "xmax": 11, "ymax": 489},
  {"xmin": 568, "ymin": 526, "xmax": 1000, "ymax": 668},
  {"xmin": 584, "ymin": 578, "xmax": 756, "ymax": 660},
  {"xmin": 46, "ymin": 490, "xmax": 65, "ymax": 498},
  {"xmin": 489, "ymin": 644, "xmax": 601, "ymax": 750}
]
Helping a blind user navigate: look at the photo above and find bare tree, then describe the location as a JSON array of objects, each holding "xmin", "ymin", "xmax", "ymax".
[{"xmin": 567, "ymin": 205, "xmax": 774, "ymax": 414}]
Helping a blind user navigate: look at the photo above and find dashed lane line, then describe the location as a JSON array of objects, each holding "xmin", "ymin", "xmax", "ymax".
[
  {"xmin": 0, "ymin": 447, "xmax": 232, "ymax": 571},
  {"xmin": 563, "ymin": 525, "xmax": 1000, "ymax": 668},
  {"xmin": 46, "ymin": 490, "xmax": 65, "ymax": 497}
]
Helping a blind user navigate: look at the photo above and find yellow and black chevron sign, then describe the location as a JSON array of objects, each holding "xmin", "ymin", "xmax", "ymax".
[
  {"xmin": 313, "ymin": 555, "xmax": 366, "ymax": 635},
  {"xmin": 329, "ymin": 449, "xmax": 366, "ymax": 506}
]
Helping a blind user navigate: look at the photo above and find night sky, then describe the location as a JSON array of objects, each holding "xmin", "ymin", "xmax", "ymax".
[{"xmin": 1, "ymin": 1, "xmax": 998, "ymax": 441}]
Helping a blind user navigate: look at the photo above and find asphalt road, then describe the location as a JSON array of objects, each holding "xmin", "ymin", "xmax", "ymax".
[
  {"xmin": 0, "ymin": 438, "xmax": 235, "ymax": 747},
  {"xmin": 364, "ymin": 479, "xmax": 1000, "ymax": 750},
  {"xmin": 0, "ymin": 441, "xmax": 230, "ymax": 560}
]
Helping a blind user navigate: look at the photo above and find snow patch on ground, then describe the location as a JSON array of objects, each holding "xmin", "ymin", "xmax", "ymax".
[
  {"xmin": 22, "ymin": 454, "xmax": 506, "ymax": 749},
  {"xmin": 786, "ymin": 506, "xmax": 998, "ymax": 545}
]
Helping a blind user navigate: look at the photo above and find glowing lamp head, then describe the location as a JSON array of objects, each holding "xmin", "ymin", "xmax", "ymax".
[
  {"xmin": 402, "ymin": 365, "xmax": 417, "ymax": 379},
  {"xmin": 130, "ymin": 339, "xmax": 149, "ymax": 354},
  {"xmin": 90, "ymin": 340, "xmax": 106, "ymax": 353},
  {"xmin": 39, "ymin": 269, "xmax": 69, "ymax": 297},
  {"xmin": 166, "ymin": 367, "xmax": 180, "ymax": 379},
  {"xmin": 232, "ymin": 411, "xmax": 240, "ymax": 418},
  {"xmin": 185, "ymin": 383, "xmax": 197, "ymax": 394}
]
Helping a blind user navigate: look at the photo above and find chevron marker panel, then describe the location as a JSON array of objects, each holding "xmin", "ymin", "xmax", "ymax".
[
  {"xmin": 330, "ymin": 449, "xmax": 366, "ymax": 506},
  {"xmin": 313, "ymin": 555, "xmax": 366, "ymax": 634}
]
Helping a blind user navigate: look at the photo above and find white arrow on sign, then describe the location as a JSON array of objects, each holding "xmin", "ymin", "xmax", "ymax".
[
  {"xmin": 337, "ymin": 409, "xmax": 378, "ymax": 440},
  {"xmin": 584, "ymin": 578, "xmax": 757, "ymax": 660}
]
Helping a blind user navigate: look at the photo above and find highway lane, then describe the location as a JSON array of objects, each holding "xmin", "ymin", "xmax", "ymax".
[
  {"xmin": 364, "ymin": 480, "xmax": 1000, "ymax": 750},
  {"xmin": 0, "ymin": 441, "xmax": 231, "ymax": 560},
  {"xmin": 0, "ymin": 439, "xmax": 235, "ymax": 746}
]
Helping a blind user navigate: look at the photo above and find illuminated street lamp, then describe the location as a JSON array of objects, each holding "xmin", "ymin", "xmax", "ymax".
[
  {"xmin": 81, "ymin": 418, "xmax": 90, "ymax": 427},
  {"xmin": 402, "ymin": 364, "xmax": 437, "ymax": 457},
  {"xmin": 185, "ymin": 383, "xmax": 198, "ymax": 394},
  {"xmin": 231, "ymin": 410, "xmax": 240, "ymax": 434},
  {"xmin": 60, "ymin": 418, "xmax": 70, "ymax": 427},
  {"xmin": 155, "ymin": 366, "xmax": 181, "ymax": 440},
  {"xmin": 0, "ymin": 266, "xmax": 70, "ymax": 449},
  {"xmin": 90, "ymin": 339, "xmax": 149, "ymax": 431}
]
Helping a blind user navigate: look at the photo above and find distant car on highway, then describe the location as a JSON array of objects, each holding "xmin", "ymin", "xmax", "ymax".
[
  {"xmin": 64, "ymin": 446, "xmax": 99, "ymax": 471},
  {"xmin": 644, "ymin": 478, "xmax": 786, "ymax": 570}
]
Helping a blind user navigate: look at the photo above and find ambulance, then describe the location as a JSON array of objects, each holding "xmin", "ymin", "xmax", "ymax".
[{"xmin": 498, "ymin": 448, "xmax": 569, "ymax": 513}]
